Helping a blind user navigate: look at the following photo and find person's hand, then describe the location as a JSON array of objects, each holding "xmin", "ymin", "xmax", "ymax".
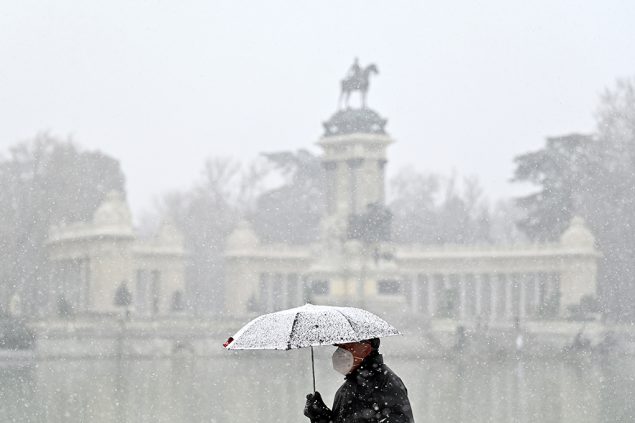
[{"xmin": 304, "ymin": 391, "xmax": 332, "ymax": 421}]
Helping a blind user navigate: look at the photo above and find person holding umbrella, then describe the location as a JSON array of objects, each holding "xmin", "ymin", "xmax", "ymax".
[
  {"xmin": 304, "ymin": 337, "xmax": 414, "ymax": 422},
  {"xmin": 224, "ymin": 303, "xmax": 415, "ymax": 422}
]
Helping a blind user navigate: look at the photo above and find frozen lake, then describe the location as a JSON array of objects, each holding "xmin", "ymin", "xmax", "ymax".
[{"xmin": 1, "ymin": 351, "xmax": 634, "ymax": 422}]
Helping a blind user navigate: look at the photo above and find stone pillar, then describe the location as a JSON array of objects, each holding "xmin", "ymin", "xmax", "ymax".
[
  {"xmin": 277, "ymin": 273, "xmax": 286, "ymax": 311},
  {"xmin": 519, "ymin": 275, "xmax": 527, "ymax": 319},
  {"xmin": 409, "ymin": 274, "xmax": 418, "ymax": 314},
  {"xmin": 428, "ymin": 275, "xmax": 436, "ymax": 318},
  {"xmin": 282, "ymin": 273, "xmax": 290, "ymax": 309},
  {"xmin": 322, "ymin": 161, "xmax": 338, "ymax": 215},
  {"xmin": 505, "ymin": 275, "xmax": 513, "ymax": 319},
  {"xmin": 490, "ymin": 276, "xmax": 499, "ymax": 322},
  {"xmin": 266, "ymin": 273, "xmax": 274, "ymax": 312},
  {"xmin": 459, "ymin": 274, "xmax": 467, "ymax": 320},
  {"xmin": 534, "ymin": 275, "xmax": 541, "ymax": 319},
  {"xmin": 491, "ymin": 370, "xmax": 501, "ymax": 421},
  {"xmin": 475, "ymin": 275, "xmax": 483, "ymax": 317},
  {"xmin": 287, "ymin": 273, "xmax": 300, "ymax": 308},
  {"xmin": 80, "ymin": 258, "xmax": 91, "ymax": 311},
  {"xmin": 346, "ymin": 158, "xmax": 364, "ymax": 214},
  {"xmin": 378, "ymin": 159, "xmax": 387, "ymax": 204},
  {"xmin": 416, "ymin": 274, "xmax": 430, "ymax": 315}
]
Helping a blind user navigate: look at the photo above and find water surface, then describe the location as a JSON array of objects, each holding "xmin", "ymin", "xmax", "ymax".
[{"xmin": 1, "ymin": 351, "xmax": 633, "ymax": 422}]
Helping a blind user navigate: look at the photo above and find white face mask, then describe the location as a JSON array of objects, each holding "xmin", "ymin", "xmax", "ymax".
[{"xmin": 332, "ymin": 347, "xmax": 354, "ymax": 375}]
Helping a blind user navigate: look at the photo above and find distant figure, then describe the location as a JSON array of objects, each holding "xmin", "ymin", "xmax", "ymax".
[
  {"xmin": 114, "ymin": 281, "xmax": 133, "ymax": 320},
  {"xmin": 571, "ymin": 330, "xmax": 591, "ymax": 350},
  {"xmin": 114, "ymin": 281, "xmax": 133, "ymax": 308},
  {"xmin": 346, "ymin": 57, "xmax": 362, "ymax": 80},
  {"xmin": 304, "ymin": 338, "xmax": 414, "ymax": 422}
]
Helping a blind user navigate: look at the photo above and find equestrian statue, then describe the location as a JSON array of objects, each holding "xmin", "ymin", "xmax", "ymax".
[{"xmin": 339, "ymin": 58, "xmax": 379, "ymax": 109}]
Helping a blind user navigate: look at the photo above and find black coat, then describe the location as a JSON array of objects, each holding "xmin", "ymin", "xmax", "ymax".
[{"xmin": 327, "ymin": 352, "xmax": 415, "ymax": 422}]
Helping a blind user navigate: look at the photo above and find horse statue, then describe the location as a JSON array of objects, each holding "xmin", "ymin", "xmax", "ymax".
[{"xmin": 339, "ymin": 62, "xmax": 379, "ymax": 109}]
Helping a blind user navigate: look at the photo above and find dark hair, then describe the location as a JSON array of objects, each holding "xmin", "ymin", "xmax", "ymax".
[{"xmin": 365, "ymin": 338, "xmax": 380, "ymax": 350}]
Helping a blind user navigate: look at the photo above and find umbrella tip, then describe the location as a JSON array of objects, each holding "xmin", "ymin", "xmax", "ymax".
[{"xmin": 223, "ymin": 337, "xmax": 234, "ymax": 348}]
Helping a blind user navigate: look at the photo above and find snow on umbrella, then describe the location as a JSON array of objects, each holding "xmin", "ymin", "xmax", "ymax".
[{"xmin": 223, "ymin": 303, "xmax": 400, "ymax": 391}]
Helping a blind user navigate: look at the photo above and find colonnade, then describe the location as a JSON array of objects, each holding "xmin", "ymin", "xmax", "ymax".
[
  {"xmin": 257, "ymin": 272, "xmax": 302, "ymax": 312},
  {"xmin": 257, "ymin": 271, "xmax": 562, "ymax": 320},
  {"xmin": 406, "ymin": 272, "xmax": 562, "ymax": 321},
  {"xmin": 49, "ymin": 258, "xmax": 91, "ymax": 313},
  {"xmin": 134, "ymin": 269, "xmax": 162, "ymax": 315}
]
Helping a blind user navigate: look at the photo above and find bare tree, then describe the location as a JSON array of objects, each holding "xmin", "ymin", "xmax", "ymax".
[
  {"xmin": 158, "ymin": 157, "xmax": 269, "ymax": 314},
  {"xmin": 389, "ymin": 168, "xmax": 493, "ymax": 245},
  {"xmin": 0, "ymin": 133, "xmax": 125, "ymax": 316}
]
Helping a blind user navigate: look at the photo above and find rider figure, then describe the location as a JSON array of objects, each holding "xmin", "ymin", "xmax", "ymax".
[{"xmin": 346, "ymin": 57, "xmax": 362, "ymax": 82}]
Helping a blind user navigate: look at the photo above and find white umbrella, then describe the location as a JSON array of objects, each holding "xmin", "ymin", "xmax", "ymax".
[{"xmin": 223, "ymin": 303, "xmax": 400, "ymax": 391}]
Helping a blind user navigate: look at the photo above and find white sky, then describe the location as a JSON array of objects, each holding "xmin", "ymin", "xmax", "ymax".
[{"xmin": 2, "ymin": 1, "xmax": 635, "ymax": 216}]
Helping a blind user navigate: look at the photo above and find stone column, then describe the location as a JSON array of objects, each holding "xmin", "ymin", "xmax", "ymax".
[
  {"xmin": 519, "ymin": 275, "xmax": 527, "ymax": 319},
  {"xmin": 416, "ymin": 274, "xmax": 429, "ymax": 315},
  {"xmin": 428, "ymin": 275, "xmax": 436, "ymax": 318},
  {"xmin": 491, "ymin": 370, "xmax": 501, "ymax": 421},
  {"xmin": 534, "ymin": 274, "xmax": 541, "ymax": 319},
  {"xmin": 378, "ymin": 159, "xmax": 387, "ymax": 204},
  {"xmin": 264, "ymin": 273, "xmax": 273, "ymax": 312},
  {"xmin": 322, "ymin": 161, "xmax": 338, "ymax": 215},
  {"xmin": 490, "ymin": 276, "xmax": 499, "ymax": 322},
  {"xmin": 346, "ymin": 158, "xmax": 364, "ymax": 215},
  {"xmin": 80, "ymin": 258, "xmax": 90, "ymax": 311},
  {"xmin": 270, "ymin": 273, "xmax": 277, "ymax": 311},
  {"xmin": 294, "ymin": 273, "xmax": 302, "ymax": 307},
  {"xmin": 459, "ymin": 274, "xmax": 467, "ymax": 320},
  {"xmin": 409, "ymin": 275, "xmax": 418, "ymax": 314},
  {"xmin": 286, "ymin": 273, "xmax": 295, "ymax": 309},
  {"xmin": 269, "ymin": 273, "xmax": 277, "ymax": 312},
  {"xmin": 475, "ymin": 275, "xmax": 483, "ymax": 317},
  {"xmin": 505, "ymin": 275, "xmax": 513, "ymax": 319}
]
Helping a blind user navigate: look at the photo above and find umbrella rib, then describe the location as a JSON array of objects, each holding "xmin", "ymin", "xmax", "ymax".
[
  {"xmin": 287, "ymin": 310, "xmax": 301, "ymax": 350},
  {"xmin": 334, "ymin": 309, "xmax": 358, "ymax": 340}
]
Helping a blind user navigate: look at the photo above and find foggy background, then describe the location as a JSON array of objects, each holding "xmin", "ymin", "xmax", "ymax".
[
  {"xmin": 3, "ymin": 2, "xmax": 635, "ymax": 422},
  {"xmin": 3, "ymin": 1, "xmax": 635, "ymax": 215}
]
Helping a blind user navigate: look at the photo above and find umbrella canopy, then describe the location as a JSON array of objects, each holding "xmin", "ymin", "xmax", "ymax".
[{"xmin": 224, "ymin": 303, "xmax": 400, "ymax": 350}]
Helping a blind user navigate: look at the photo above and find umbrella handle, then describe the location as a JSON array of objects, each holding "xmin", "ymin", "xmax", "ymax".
[{"xmin": 311, "ymin": 346, "xmax": 316, "ymax": 393}]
